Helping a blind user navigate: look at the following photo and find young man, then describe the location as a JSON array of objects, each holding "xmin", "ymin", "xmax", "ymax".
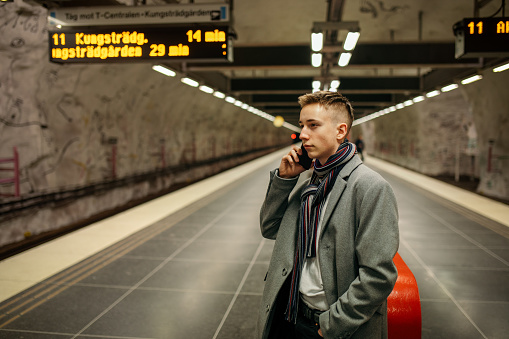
[{"xmin": 257, "ymin": 91, "xmax": 399, "ymax": 339}]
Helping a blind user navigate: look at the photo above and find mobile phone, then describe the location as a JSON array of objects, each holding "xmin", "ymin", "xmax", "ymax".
[{"xmin": 299, "ymin": 145, "xmax": 313, "ymax": 170}]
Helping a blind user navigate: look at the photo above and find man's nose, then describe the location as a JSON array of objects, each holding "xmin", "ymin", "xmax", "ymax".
[{"xmin": 299, "ymin": 131, "xmax": 309, "ymax": 140}]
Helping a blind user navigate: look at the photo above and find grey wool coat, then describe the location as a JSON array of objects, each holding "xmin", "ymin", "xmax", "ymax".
[{"xmin": 257, "ymin": 156, "xmax": 399, "ymax": 339}]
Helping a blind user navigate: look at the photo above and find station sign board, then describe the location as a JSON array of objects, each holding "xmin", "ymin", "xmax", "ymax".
[
  {"xmin": 49, "ymin": 26, "xmax": 232, "ymax": 63},
  {"xmin": 48, "ymin": 4, "xmax": 229, "ymax": 26},
  {"xmin": 454, "ymin": 17, "xmax": 509, "ymax": 58}
]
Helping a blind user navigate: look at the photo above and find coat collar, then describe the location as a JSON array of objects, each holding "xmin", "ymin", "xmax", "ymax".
[{"xmin": 320, "ymin": 155, "xmax": 362, "ymax": 235}]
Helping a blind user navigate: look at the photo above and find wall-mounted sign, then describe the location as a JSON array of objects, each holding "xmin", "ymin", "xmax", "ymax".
[
  {"xmin": 48, "ymin": 4, "xmax": 229, "ymax": 26},
  {"xmin": 454, "ymin": 17, "xmax": 509, "ymax": 58},
  {"xmin": 48, "ymin": 26, "xmax": 232, "ymax": 63}
]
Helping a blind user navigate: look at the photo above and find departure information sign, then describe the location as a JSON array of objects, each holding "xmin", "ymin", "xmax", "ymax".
[
  {"xmin": 454, "ymin": 17, "xmax": 509, "ymax": 58},
  {"xmin": 48, "ymin": 26, "xmax": 232, "ymax": 63}
]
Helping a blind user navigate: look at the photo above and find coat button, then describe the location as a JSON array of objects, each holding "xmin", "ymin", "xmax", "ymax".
[
  {"xmin": 266, "ymin": 305, "xmax": 270, "ymax": 312},
  {"xmin": 282, "ymin": 268, "xmax": 287, "ymax": 276}
]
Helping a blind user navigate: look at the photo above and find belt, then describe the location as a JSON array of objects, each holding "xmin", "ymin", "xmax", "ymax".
[{"xmin": 299, "ymin": 299, "xmax": 324, "ymax": 323}]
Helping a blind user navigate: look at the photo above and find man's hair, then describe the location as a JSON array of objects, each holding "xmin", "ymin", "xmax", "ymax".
[{"xmin": 298, "ymin": 91, "xmax": 354, "ymax": 131}]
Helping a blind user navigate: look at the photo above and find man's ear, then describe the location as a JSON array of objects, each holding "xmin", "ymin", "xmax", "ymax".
[{"xmin": 336, "ymin": 123, "xmax": 348, "ymax": 142}]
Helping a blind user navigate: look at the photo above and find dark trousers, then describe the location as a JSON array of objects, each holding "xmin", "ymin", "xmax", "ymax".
[
  {"xmin": 268, "ymin": 278, "xmax": 322, "ymax": 339},
  {"xmin": 294, "ymin": 313, "xmax": 322, "ymax": 339}
]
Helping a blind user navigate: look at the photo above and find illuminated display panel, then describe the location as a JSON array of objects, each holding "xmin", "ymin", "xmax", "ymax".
[
  {"xmin": 48, "ymin": 26, "xmax": 232, "ymax": 63},
  {"xmin": 455, "ymin": 17, "xmax": 509, "ymax": 58}
]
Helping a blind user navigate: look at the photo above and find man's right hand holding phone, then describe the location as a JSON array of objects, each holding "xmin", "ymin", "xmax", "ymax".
[{"xmin": 278, "ymin": 145, "xmax": 313, "ymax": 179}]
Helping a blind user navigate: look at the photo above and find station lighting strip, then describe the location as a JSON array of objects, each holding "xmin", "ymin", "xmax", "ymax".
[
  {"xmin": 152, "ymin": 64, "xmax": 300, "ymax": 132},
  {"xmin": 311, "ymin": 25, "xmax": 360, "ymax": 69},
  {"xmin": 352, "ymin": 60, "xmax": 509, "ymax": 126}
]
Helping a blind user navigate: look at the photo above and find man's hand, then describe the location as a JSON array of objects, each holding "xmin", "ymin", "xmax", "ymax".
[
  {"xmin": 278, "ymin": 146, "xmax": 309, "ymax": 179},
  {"xmin": 318, "ymin": 328, "xmax": 323, "ymax": 337}
]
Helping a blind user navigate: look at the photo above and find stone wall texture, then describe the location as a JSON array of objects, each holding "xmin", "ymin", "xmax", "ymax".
[
  {"xmin": 351, "ymin": 69, "xmax": 509, "ymax": 201},
  {"xmin": 0, "ymin": 2, "xmax": 291, "ymax": 248}
]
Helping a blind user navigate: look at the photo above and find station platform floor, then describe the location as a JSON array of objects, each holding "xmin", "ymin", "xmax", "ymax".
[{"xmin": 0, "ymin": 147, "xmax": 508, "ymax": 339}]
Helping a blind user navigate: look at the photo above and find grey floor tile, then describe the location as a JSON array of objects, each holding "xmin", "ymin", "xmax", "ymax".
[
  {"xmin": 240, "ymin": 262, "xmax": 269, "ymax": 295},
  {"xmin": 414, "ymin": 248, "xmax": 507, "ymax": 268},
  {"xmin": 256, "ymin": 241, "xmax": 275, "ymax": 263},
  {"xmin": 2, "ymin": 286, "xmax": 126, "ymax": 334},
  {"xmin": 197, "ymin": 224, "xmax": 262, "ymax": 244},
  {"xmin": 397, "ymin": 245, "xmax": 423, "ymax": 269},
  {"xmin": 0, "ymin": 331, "xmax": 71, "ymax": 338},
  {"xmin": 215, "ymin": 294, "xmax": 261, "ymax": 339},
  {"xmin": 123, "ymin": 238, "xmax": 186, "ymax": 258},
  {"xmin": 404, "ymin": 232, "xmax": 478, "ymax": 249},
  {"xmin": 432, "ymin": 269, "xmax": 509, "ymax": 302},
  {"xmin": 157, "ymin": 222, "xmax": 205, "ymax": 239},
  {"xmin": 420, "ymin": 300, "xmax": 486, "ymax": 339},
  {"xmin": 175, "ymin": 240, "xmax": 260, "ymax": 262},
  {"xmin": 409, "ymin": 268, "xmax": 450, "ymax": 301},
  {"xmin": 458, "ymin": 301, "xmax": 509, "ymax": 339},
  {"xmin": 490, "ymin": 248, "xmax": 509, "ymax": 262},
  {"xmin": 461, "ymin": 232, "xmax": 509, "ymax": 248},
  {"xmin": 140, "ymin": 260, "xmax": 249, "ymax": 292},
  {"xmin": 79, "ymin": 257, "xmax": 163, "ymax": 287},
  {"xmin": 82, "ymin": 289, "xmax": 232, "ymax": 339}
]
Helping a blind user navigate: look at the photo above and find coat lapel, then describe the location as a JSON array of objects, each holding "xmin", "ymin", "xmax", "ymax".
[{"xmin": 319, "ymin": 156, "xmax": 362, "ymax": 236}]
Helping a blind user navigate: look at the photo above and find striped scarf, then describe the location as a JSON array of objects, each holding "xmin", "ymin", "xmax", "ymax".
[{"xmin": 285, "ymin": 141, "xmax": 357, "ymax": 323}]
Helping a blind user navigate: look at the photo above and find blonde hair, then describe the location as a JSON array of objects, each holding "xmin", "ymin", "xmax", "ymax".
[{"xmin": 298, "ymin": 91, "xmax": 354, "ymax": 131}]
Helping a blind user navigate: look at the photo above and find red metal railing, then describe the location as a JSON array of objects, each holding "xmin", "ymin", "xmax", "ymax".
[{"xmin": 0, "ymin": 147, "xmax": 20, "ymax": 197}]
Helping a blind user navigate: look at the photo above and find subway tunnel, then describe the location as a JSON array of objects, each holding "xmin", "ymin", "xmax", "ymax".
[{"xmin": 1, "ymin": 0, "xmax": 509, "ymax": 338}]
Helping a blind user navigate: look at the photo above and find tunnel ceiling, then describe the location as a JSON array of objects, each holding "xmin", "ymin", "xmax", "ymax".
[{"xmin": 30, "ymin": 0, "xmax": 509, "ymax": 127}]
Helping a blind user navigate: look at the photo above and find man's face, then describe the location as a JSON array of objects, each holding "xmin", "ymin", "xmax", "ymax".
[{"xmin": 299, "ymin": 103, "xmax": 344, "ymax": 165}]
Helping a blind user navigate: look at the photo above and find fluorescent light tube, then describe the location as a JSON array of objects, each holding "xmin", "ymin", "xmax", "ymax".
[
  {"xmin": 412, "ymin": 96, "xmax": 425, "ymax": 103},
  {"xmin": 152, "ymin": 65, "xmax": 176, "ymax": 77},
  {"xmin": 426, "ymin": 90, "xmax": 440, "ymax": 98},
  {"xmin": 225, "ymin": 96, "xmax": 235, "ymax": 103},
  {"xmin": 441, "ymin": 84, "xmax": 458, "ymax": 92},
  {"xmin": 311, "ymin": 32, "xmax": 323, "ymax": 52},
  {"xmin": 338, "ymin": 53, "xmax": 352, "ymax": 67},
  {"xmin": 214, "ymin": 91, "xmax": 226, "ymax": 99},
  {"xmin": 461, "ymin": 75, "xmax": 482, "ymax": 85},
  {"xmin": 199, "ymin": 85, "xmax": 214, "ymax": 94},
  {"xmin": 181, "ymin": 77, "xmax": 199, "ymax": 87},
  {"xmin": 493, "ymin": 62, "xmax": 509, "ymax": 72},
  {"xmin": 343, "ymin": 32, "xmax": 360, "ymax": 51},
  {"xmin": 330, "ymin": 80, "xmax": 340, "ymax": 90},
  {"xmin": 312, "ymin": 53, "xmax": 322, "ymax": 67}
]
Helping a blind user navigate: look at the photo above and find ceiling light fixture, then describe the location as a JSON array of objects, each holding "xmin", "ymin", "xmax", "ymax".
[
  {"xmin": 214, "ymin": 91, "xmax": 226, "ymax": 99},
  {"xmin": 152, "ymin": 65, "xmax": 176, "ymax": 77},
  {"xmin": 311, "ymin": 32, "xmax": 323, "ymax": 52},
  {"xmin": 441, "ymin": 83, "xmax": 458, "ymax": 92},
  {"xmin": 338, "ymin": 52, "xmax": 352, "ymax": 67},
  {"xmin": 412, "ymin": 96, "xmax": 425, "ymax": 103},
  {"xmin": 343, "ymin": 32, "xmax": 360, "ymax": 51},
  {"xmin": 493, "ymin": 62, "xmax": 509, "ymax": 73},
  {"xmin": 330, "ymin": 80, "xmax": 340, "ymax": 91},
  {"xmin": 181, "ymin": 77, "xmax": 199, "ymax": 87},
  {"xmin": 425, "ymin": 90, "xmax": 440, "ymax": 98},
  {"xmin": 199, "ymin": 85, "xmax": 214, "ymax": 94},
  {"xmin": 461, "ymin": 74, "xmax": 482, "ymax": 85},
  {"xmin": 312, "ymin": 53, "xmax": 322, "ymax": 67}
]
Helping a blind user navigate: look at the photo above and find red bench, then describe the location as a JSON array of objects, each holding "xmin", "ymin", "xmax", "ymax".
[{"xmin": 387, "ymin": 252, "xmax": 422, "ymax": 338}]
